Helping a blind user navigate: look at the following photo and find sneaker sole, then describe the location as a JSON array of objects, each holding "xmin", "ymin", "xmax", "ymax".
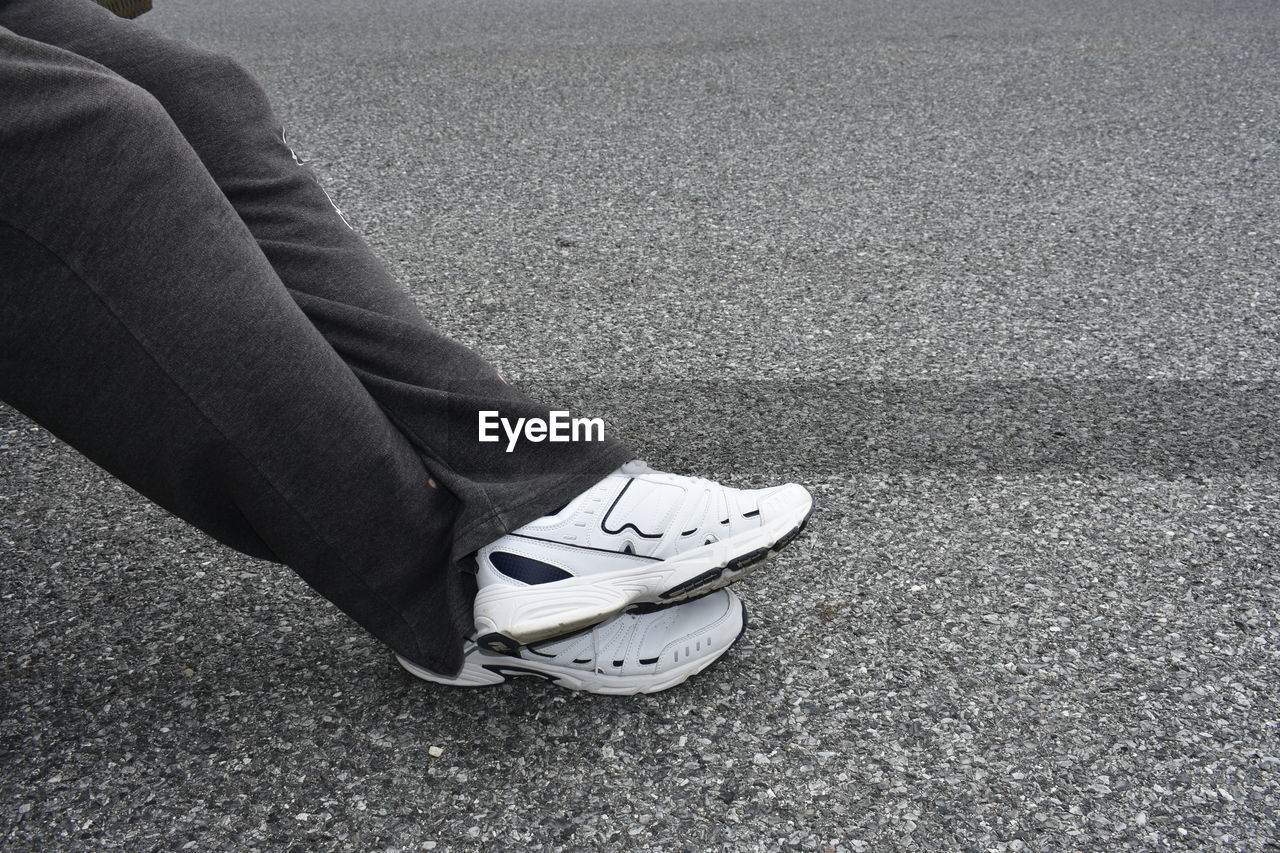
[
  {"xmin": 473, "ymin": 486, "xmax": 811, "ymax": 651},
  {"xmin": 397, "ymin": 597, "xmax": 748, "ymax": 696}
]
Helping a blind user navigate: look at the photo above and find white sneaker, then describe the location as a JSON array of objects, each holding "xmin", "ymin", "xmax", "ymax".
[
  {"xmin": 472, "ymin": 460, "xmax": 812, "ymax": 651},
  {"xmin": 398, "ymin": 588, "xmax": 747, "ymax": 695}
]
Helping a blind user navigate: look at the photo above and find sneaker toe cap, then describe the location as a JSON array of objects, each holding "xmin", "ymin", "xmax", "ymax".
[
  {"xmin": 650, "ymin": 589, "xmax": 745, "ymax": 671},
  {"xmin": 755, "ymin": 482, "xmax": 813, "ymax": 522}
]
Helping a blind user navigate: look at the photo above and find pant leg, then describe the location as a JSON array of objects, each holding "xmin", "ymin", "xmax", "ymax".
[
  {"xmin": 0, "ymin": 0, "xmax": 635, "ymax": 565},
  {"xmin": 0, "ymin": 25, "xmax": 472, "ymax": 674}
]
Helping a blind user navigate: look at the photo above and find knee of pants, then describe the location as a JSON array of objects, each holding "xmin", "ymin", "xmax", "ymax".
[
  {"xmin": 0, "ymin": 67, "xmax": 179, "ymax": 217},
  {"xmin": 147, "ymin": 42, "xmax": 277, "ymax": 133},
  {"xmin": 97, "ymin": 73, "xmax": 173, "ymax": 133}
]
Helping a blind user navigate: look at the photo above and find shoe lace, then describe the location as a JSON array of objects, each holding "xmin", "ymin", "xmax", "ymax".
[{"xmin": 621, "ymin": 459, "xmax": 649, "ymax": 477}]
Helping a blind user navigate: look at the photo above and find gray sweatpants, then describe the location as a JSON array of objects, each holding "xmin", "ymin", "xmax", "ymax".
[{"xmin": 0, "ymin": 0, "xmax": 632, "ymax": 675}]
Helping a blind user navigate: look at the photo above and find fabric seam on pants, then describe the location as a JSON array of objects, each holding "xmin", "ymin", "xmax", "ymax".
[{"xmin": 377, "ymin": 404, "xmax": 505, "ymax": 522}]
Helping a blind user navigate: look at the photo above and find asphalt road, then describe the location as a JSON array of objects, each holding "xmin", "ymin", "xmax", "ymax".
[{"xmin": 2, "ymin": 0, "xmax": 1278, "ymax": 850}]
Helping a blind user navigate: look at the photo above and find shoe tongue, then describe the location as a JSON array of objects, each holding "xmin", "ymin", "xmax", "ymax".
[{"xmin": 621, "ymin": 459, "xmax": 650, "ymax": 477}]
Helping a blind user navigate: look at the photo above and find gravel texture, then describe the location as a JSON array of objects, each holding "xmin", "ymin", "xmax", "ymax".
[{"xmin": 2, "ymin": 0, "xmax": 1278, "ymax": 850}]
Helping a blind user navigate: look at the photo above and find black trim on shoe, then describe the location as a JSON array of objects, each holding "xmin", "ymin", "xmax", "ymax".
[
  {"xmin": 659, "ymin": 567, "xmax": 725, "ymax": 600},
  {"xmin": 505, "ymin": 532, "xmax": 663, "ymax": 561},
  {"xmin": 601, "ymin": 480, "xmax": 665, "ymax": 539},
  {"xmin": 478, "ymin": 632, "xmax": 522, "ymax": 654},
  {"xmin": 490, "ymin": 551, "xmax": 575, "ymax": 585},
  {"xmin": 481, "ymin": 665, "xmax": 561, "ymax": 684}
]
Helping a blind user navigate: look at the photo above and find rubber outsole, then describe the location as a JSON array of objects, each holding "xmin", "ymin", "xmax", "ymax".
[
  {"xmin": 660, "ymin": 511, "xmax": 811, "ymax": 601},
  {"xmin": 475, "ymin": 501, "xmax": 812, "ymax": 653}
]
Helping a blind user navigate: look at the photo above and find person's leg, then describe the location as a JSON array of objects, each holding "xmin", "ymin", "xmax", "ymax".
[
  {"xmin": 0, "ymin": 25, "xmax": 474, "ymax": 674},
  {"xmin": 0, "ymin": 0, "xmax": 635, "ymax": 567},
  {"xmin": 1, "ymin": 2, "xmax": 814, "ymax": 685}
]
